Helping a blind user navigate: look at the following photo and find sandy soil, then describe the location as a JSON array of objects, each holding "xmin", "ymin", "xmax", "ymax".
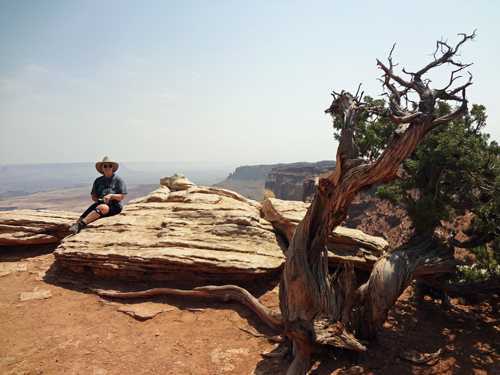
[{"xmin": 1, "ymin": 244, "xmax": 499, "ymax": 375}]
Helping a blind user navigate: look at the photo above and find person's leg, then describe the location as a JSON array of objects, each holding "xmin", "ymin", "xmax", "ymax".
[
  {"xmin": 82, "ymin": 204, "xmax": 109, "ymax": 225},
  {"xmin": 78, "ymin": 204, "xmax": 98, "ymax": 222},
  {"xmin": 69, "ymin": 204, "xmax": 123, "ymax": 235},
  {"xmin": 70, "ymin": 203, "xmax": 109, "ymax": 234},
  {"xmin": 102, "ymin": 204, "xmax": 122, "ymax": 218}
]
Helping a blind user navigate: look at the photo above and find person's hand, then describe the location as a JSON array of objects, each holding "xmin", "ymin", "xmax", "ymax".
[{"xmin": 103, "ymin": 195, "xmax": 112, "ymax": 204}]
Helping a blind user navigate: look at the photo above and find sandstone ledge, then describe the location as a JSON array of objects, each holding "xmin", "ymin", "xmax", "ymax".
[
  {"xmin": 55, "ymin": 180, "xmax": 286, "ymax": 283},
  {"xmin": 3, "ymin": 175, "xmax": 389, "ymax": 282},
  {"xmin": 0, "ymin": 210, "xmax": 79, "ymax": 246}
]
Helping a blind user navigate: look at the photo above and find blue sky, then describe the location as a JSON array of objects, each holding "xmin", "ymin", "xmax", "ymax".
[{"xmin": 1, "ymin": 0, "xmax": 499, "ymax": 166}]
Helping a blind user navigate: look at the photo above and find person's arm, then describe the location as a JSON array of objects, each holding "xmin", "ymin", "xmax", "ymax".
[
  {"xmin": 91, "ymin": 194, "xmax": 98, "ymax": 203},
  {"xmin": 103, "ymin": 176, "xmax": 127, "ymax": 204},
  {"xmin": 103, "ymin": 193, "xmax": 125, "ymax": 204}
]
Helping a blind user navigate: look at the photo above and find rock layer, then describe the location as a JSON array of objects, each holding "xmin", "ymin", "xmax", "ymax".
[
  {"xmin": 264, "ymin": 162, "xmax": 336, "ymax": 201},
  {"xmin": 3, "ymin": 175, "xmax": 388, "ymax": 282},
  {"xmin": 261, "ymin": 198, "xmax": 310, "ymax": 243},
  {"xmin": 55, "ymin": 177, "xmax": 287, "ymax": 283},
  {"xmin": 0, "ymin": 210, "xmax": 79, "ymax": 245}
]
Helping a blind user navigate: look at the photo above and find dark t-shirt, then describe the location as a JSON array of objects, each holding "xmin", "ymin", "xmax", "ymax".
[{"xmin": 91, "ymin": 174, "xmax": 127, "ymax": 209}]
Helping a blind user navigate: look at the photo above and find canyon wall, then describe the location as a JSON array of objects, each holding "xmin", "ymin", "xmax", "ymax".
[{"xmin": 264, "ymin": 161, "xmax": 336, "ymax": 201}]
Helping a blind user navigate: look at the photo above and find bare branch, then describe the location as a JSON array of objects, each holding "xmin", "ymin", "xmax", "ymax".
[
  {"xmin": 331, "ymin": 90, "xmax": 341, "ymax": 99},
  {"xmin": 430, "ymin": 89, "xmax": 468, "ymax": 128},
  {"xmin": 415, "ymin": 32, "xmax": 476, "ymax": 82},
  {"xmin": 377, "ymin": 59, "xmax": 414, "ymax": 90},
  {"xmin": 355, "ymin": 83, "xmax": 362, "ymax": 99},
  {"xmin": 448, "ymin": 71, "xmax": 473, "ymax": 96}
]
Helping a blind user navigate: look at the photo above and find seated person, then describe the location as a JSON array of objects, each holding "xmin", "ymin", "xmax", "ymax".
[{"xmin": 69, "ymin": 156, "xmax": 127, "ymax": 234}]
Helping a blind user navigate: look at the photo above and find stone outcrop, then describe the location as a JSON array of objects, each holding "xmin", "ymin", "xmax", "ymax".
[
  {"xmin": 2, "ymin": 174, "xmax": 389, "ymax": 282},
  {"xmin": 261, "ymin": 198, "xmax": 310, "ymax": 243},
  {"xmin": 160, "ymin": 173, "xmax": 196, "ymax": 191},
  {"xmin": 261, "ymin": 198, "xmax": 388, "ymax": 271},
  {"xmin": 213, "ymin": 161, "xmax": 336, "ymax": 201},
  {"xmin": 225, "ymin": 165, "xmax": 278, "ymax": 181},
  {"xmin": 264, "ymin": 162, "xmax": 336, "ymax": 201},
  {"xmin": 55, "ymin": 175, "xmax": 287, "ymax": 283},
  {"xmin": 0, "ymin": 210, "xmax": 79, "ymax": 245}
]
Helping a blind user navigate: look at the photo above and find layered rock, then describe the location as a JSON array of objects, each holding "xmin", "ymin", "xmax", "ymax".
[
  {"xmin": 264, "ymin": 162, "xmax": 336, "ymax": 201},
  {"xmin": 0, "ymin": 210, "xmax": 79, "ymax": 245},
  {"xmin": 261, "ymin": 198, "xmax": 309, "ymax": 242},
  {"xmin": 261, "ymin": 198, "xmax": 388, "ymax": 271},
  {"xmin": 160, "ymin": 173, "xmax": 196, "ymax": 191},
  {"xmin": 225, "ymin": 165, "xmax": 277, "ymax": 181},
  {"xmin": 55, "ymin": 176, "xmax": 287, "ymax": 283},
  {"xmin": 3, "ymin": 174, "xmax": 388, "ymax": 282},
  {"xmin": 212, "ymin": 164, "xmax": 283, "ymax": 200}
]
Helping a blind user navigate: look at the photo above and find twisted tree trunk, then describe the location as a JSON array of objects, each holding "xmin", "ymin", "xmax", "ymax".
[{"xmin": 279, "ymin": 33, "xmax": 475, "ymax": 374}]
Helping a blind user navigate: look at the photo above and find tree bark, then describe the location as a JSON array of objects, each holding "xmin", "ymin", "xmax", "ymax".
[{"xmin": 279, "ymin": 33, "xmax": 476, "ymax": 374}]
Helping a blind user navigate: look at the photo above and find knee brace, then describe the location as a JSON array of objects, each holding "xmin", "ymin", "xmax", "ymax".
[{"xmin": 95, "ymin": 208, "xmax": 104, "ymax": 217}]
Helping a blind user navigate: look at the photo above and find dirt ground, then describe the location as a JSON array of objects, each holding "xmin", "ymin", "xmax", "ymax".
[{"xmin": 1, "ymin": 245, "xmax": 499, "ymax": 375}]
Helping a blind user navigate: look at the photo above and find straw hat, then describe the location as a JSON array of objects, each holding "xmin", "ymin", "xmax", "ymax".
[{"xmin": 95, "ymin": 156, "xmax": 119, "ymax": 174}]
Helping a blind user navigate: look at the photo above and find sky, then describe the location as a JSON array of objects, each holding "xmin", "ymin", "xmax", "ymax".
[{"xmin": 1, "ymin": 0, "xmax": 499, "ymax": 167}]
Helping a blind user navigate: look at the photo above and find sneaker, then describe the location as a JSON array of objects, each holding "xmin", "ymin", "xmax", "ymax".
[{"xmin": 69, "ymin": 221, "xmax": 86, "ymax": 234}]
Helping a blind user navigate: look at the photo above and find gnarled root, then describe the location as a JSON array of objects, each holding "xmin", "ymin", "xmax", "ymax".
[
  {"xmin": 314, "ymin": 320, "xmax": 367, "ymax": 352},
  {"xmin": 89, "ymin": 284, "xmax": 282, "ymax": 332}
]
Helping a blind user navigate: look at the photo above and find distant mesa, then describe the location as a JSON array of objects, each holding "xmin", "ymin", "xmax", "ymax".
[
  {"xmin": 265, "ymin": 162, "xmax": 336, "ymax": 201},
  {"xmin": 0, "ymin": 190, "xmax": 32, "ymax": 199},
  {"xmin": 226, "ymin": 164, "xmax": 278, "ymax": 181},
  {"xmin": 214, "ymin": 161, "xmax": 336, "ymax": 201}
]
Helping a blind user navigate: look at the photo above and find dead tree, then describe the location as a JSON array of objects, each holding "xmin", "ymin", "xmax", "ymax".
[{"xmin": 279, "ymin": 32, "xmax": 475, "ymax": 375}]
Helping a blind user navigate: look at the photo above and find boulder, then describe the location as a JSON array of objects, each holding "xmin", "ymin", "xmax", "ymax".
[
  {"xmin": 329, "ymin": 226, "xmax": 388, "ymax": 253},
  {"xmin": 55, "ymin": 181, "xmax": 287, "ymax": 284},
  {"xmin": 260, "ymin": 198, "xmax": 388, "ymax": 270},
  {"xmin": 261, "ymin": 198, "xmax": 309, "ymax": 241},
  {"xmin": 160, "ymin": 173, "xmax": 196, "ymax": 191},
  {"xmin": 0, "ymin": 210, "xmax": 79, "ymax": 246}
]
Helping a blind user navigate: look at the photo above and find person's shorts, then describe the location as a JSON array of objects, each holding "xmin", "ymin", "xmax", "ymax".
[{"xmin": 81, "ymin": 203, "xmax": 122, "ymax": 219}]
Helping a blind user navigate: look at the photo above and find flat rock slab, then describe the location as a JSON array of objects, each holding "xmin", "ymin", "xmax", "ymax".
[
  {"xmin": 55, "ymin": 184, "xmax": 287, "ymax": 283},
  {"xmin": 0, "ymin": 262, "xmax": 28, "ymax": 277},
  {"xmin": 329, "ymin": 226, "xmax": 388, "ymax": 253},
  {"xmin": 261, "ymin": 198, "xmax": 309, "ymax": 241},
  {"xmin": 20, "ymin": 288, "xmax": 53, "ymax": 301},
  {"xmin": 0, "ymin": 210, "xmax": 79, "ymax": 246},
  {"xmin": 261, "ymin": 198, "xmax": 388, "ymax": 270}
]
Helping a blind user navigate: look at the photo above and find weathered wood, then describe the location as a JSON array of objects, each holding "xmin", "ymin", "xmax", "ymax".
[
  {"xmin": 427, "ymin": 276, "xmax": 500, "ymax": 301},
  {"xmin": 279, "ymin": 33, "xmax": 475, "ymax": 374},
  {"xmin": 353, "ymin": 228, "xmax": 459, "ymax": 339},
  {"xmin": 90, "ymin": 284, "xmax": 282, "ymax": 333}
]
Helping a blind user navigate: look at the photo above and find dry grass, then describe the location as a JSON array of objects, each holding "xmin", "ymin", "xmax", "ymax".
[{"xmin": 257, "ymin": 188, "xmax": 276, "ymax": 203}]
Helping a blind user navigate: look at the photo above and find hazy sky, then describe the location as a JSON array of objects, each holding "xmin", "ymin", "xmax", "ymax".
[{"xmin": 1, "ymin": 0, "xmax": 499, "ymax": 166}]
